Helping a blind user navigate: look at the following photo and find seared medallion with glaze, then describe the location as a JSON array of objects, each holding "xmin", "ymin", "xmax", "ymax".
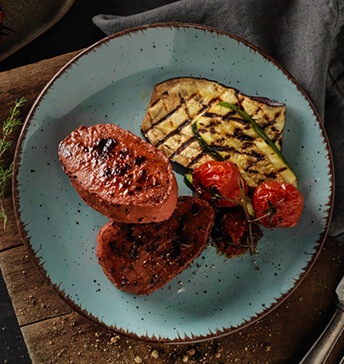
[
  {"xmin": 96, "ymin": 196, "xmax": 215, "ymax": 295},
  {"xmin": 58, "ymin": 124, "xmax": 178, "ymax": 223}
]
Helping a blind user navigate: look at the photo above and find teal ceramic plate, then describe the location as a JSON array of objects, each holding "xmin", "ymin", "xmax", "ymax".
[{"xmin": 13, "ymin": 23, "xmax": 334, "ymax": 343}]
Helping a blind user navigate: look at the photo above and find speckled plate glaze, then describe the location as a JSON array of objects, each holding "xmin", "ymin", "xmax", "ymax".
[{"xmin": 13, "ymin": 23, "xmax": 334, "ymax": 343}]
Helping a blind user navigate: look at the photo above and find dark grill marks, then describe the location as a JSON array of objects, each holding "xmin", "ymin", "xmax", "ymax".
[
  {"xmin": 201, "ymin": 96, "xmax": 222, "ymax": 112},
  {"xmin": 208, "ymin": 144, "xmax": 236, "ymax": 153},
  {"xmin": 265, "ymin": 171, "xmax": 277, "ymax": 179},
  {"xmin": 203, "ymin": 112, "xmax": 220, "ymax": 118},
  {"xmin": 94, "ymin": 138, "xmax": 117, "ymax": 157},
  {"xmin": 155, "ymin": 118, "xmax": 193, "ymax": 148},
  {"xmin": 149, "ymin": 104, "xmax": 183, "ymax": 130},
  {"xmin": 198, "ymin": 119, "xmax": 221, "ymax": 131},
  {"xmin": 150, "ymin": 98, "xmax": 160, "ymax": 107},
  {"xmin": 169, "ymin": 137, "xmax": 196, "ymax": 160},
  {"xmin": 254, "ymin": 106, "xmax": 262, "ymax": 116},
  {"xmin": 222, "ymin": 110, "xmax": 236, "ymax": 120},
  {"xmin": 109, "ymin": 240, "xmax": 117, "ymax": 253},
  {"xmin": 203, "ymin": 111, "xmax": 249, "ymax": 127},
  {"xmin": 136, "ymin": 169, "xmax": 148, "ymax": 184},
  {"xmin": 249, "ymin": 150, "xmax": 265, "ymax": 161},
  {"xmin": 191, "ymin": 202, "xmax": 200, "ymax": 216},
  {"xmin": 133, "ymin": 155, "xmax": 146, "ymax": 166},
  {"xmin": 261, "ymin": 120, "xmax": 276, "ymax": 129},
  {"xmin": 170, "ymin": 238, "xmax": 181, "ymax": 259},
  {"xmin": 125, "ymin": 225, "xmax": 136, "ymax": 242},
  {"xmin": 103, "ymin": 167, "xmax": 113, "ymax": 177},
  {"xmin": 114, "ymin": 163, "xmax": 131, "ymax": 177},
  {"xmin": 272, "ymin": 131, "xmax": 282, "ymax": 144},
  {"xmin": 146, "ymin": 95, "xmax": 223, "ymax": 155},
  {"xmin": 227, "ymin": 116, "xmax": 250, "ymax": 126},
  {"xmin": 186, "ymin": 150, "xmax": 207, "ymax": 168}
]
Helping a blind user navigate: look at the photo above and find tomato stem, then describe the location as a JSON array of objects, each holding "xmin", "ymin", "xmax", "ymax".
[
  {"xmin": 208, "ymin": 185, "xmax": 243, "ymax": 206},
  {"xmin": 249, "ymin": 211, "xmax": 271, "ymax": 223},
  {"xmin": 238, "ymin": 178, "xmax": 255, "ymax": 255}
]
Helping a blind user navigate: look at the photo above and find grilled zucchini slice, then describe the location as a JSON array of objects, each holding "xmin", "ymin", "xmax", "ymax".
[{"xmin": 193, "ymin": 103, "xmax": 297, "ymax": 188}]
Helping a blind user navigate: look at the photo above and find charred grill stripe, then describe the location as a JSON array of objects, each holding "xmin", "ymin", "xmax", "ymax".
[
  {"xmin": 202, "ymin": 110, "xmax": 250, "ymax": 126},
  {"xmin": 146, "ymin": 95, "xmax": 220, "ymax": 134},
  {"xmin": 203, "ymin": 112, "xmax": 220, "ymax": 118},
  {"xmin": 155, "ymin": 118, "xmax": 193, "ymax": 148},
  {"xmin": 198, "ymin": 97, "xmax": 222, "ymax": 114},
  {"xmin": 261, "ymin": 120, "xmax": 276, "ymax": 129},
  {"xmin": 147, "ymin": 104, "xmax": 184, "ymax": 130},
  {"xmin": 186, "ymin": 150, "xmax": 207, "ymax": 168},
  {"xmin": 208, "ymin": 144, "xmax": 236, "ymax": 153},
  {"xmin": 199, "ymin": 128, "xmax": 254, "ymax": 143},
  {"xmin": 198, "ymin": 104, "xmax": 210, "ymax": 114},
  {"xmin": 225, "ymin": 116, "xmax": 250, "ymax": 125},
  {"xmin": 254, "ymin": 107, "xmax": 262, "ymax": 115},
  {"xmin": 198, "ymin": 119, "xmax": 221, "ymax": 131},
  {"xmin": 186, "ymin": 92, "xmax": 197, "ymax": 101},
  {"xmin": 237, "ymin": 134, "xmax": 254, "ymax": 142},
  {"xmin": 246, "ymin": 150, "xmax": 265, "ymax": 161},
  {"xmin": 222, "ymin": 149, "xmax": 266, "ymax": 163},
  {"xmin": 246, "ymin": 169, "xmax": 259, "ymax": 174},
  {"xmin": 150, "ymin": 98, "xmax": 160, "ymax": 107},
  {"xmin": 265, "ymin": 172, "xmax": 278, "ymax": 179},
  {"xmin": 222, "ymin": 110, "xmax": 236, "ymax": 118},
  {"xmin": 272, "ymin": 132, "xmax": 282, "ymax": 144},
  {"xmin": 236, "ymin": 98, "xmax": 244, "ymax": 108},
  {"xmin": 169, "ymin": 137, "xmax": 197, "ymax": 159}
]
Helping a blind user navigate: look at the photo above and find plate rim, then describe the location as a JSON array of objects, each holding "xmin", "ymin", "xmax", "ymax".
[{"xmin": 12, "ymin": 22, "xmax": 335, "ymax": 344}]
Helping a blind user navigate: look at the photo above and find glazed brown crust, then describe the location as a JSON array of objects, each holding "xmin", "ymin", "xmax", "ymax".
[
  {"xmin": 96, "ymin": 196, "xmax": 215, "ymax": 295},
  {"xmin": 58, "ymin": 124, "xmax": 178, "ymax": 223}
]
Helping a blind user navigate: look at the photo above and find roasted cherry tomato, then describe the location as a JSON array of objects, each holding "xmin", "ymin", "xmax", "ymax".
[
  {"xmin": 252, "ymin": 181, "xmax": 304, "ymax": 228},
  {"xmin": 220, "ymin": 209, "xmax": 248, "ymax": 257},
  {"xmin": 192, "ymin": 161, "xmax": 247, "ymax": 207},
  {"xmin": 214, "ymin": 208, "xmax": 263, "ymax": 258}
]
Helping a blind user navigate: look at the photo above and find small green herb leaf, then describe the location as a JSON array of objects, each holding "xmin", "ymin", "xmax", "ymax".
[
  {"xmin": 191, "ymin": 121, "xmax": 224, "ymax": 162},
  {"xmin": 217, "ymin": 101, "xmax": 295, "ymax": 175},
  {"xmin": 0, "ymin": 97, "xmax": 27, "ymax": 228}
]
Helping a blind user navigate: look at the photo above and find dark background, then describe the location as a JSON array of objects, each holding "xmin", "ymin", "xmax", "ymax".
[
  {"xmin": 0, "ymin": 1, "xmax": 176, "ymax": 363},
  {"xmin": 0, "ymin": 0, "xmax": 177, "ymax": 72}
]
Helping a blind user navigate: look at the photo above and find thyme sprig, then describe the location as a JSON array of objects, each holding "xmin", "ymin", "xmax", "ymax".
[{"xmin": 0, "ymin": 97, "xmax": 27, "ymax": 228}]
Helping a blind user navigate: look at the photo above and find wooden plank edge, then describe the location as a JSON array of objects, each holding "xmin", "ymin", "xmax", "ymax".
[{"xmin": 0, "ymin": 245, "xmax": 72, "ymax": 326}]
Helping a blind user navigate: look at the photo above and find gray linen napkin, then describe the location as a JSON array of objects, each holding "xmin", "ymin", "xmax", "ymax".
[{"xmin": 93, "ymin": 0, "xmax": 344, "ymax": 241}]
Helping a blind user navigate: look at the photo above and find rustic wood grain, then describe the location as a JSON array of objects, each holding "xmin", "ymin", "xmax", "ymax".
[
  {"xmin": 0, "ymin": 50, "xmax": 80, "ymax": 253},
  {"xmin": 0, "ymin": 246, "xmax": 72, "ymax": 326},
  {"xmin": 1, "ymin": 53, "xmax": 344, "ymax": 364}
]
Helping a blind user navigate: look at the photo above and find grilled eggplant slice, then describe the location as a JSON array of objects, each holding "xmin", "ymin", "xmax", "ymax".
[{"xmin": 141, "ymin": 77, "xmax": 296, "ymax": 189}]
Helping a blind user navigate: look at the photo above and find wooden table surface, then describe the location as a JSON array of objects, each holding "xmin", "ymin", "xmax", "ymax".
[{"xmin": 1, "ymin": 51, "xmax": 344, "ymax": 364}]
